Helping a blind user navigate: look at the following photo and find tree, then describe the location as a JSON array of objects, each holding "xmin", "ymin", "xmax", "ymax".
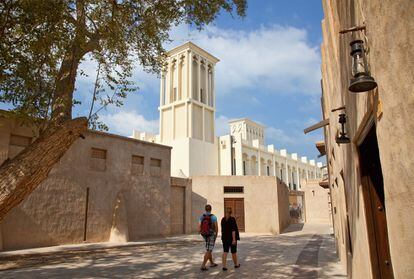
[{"xmin": 0, "ymin": 0, "xmax": 246, "ymax": 220}]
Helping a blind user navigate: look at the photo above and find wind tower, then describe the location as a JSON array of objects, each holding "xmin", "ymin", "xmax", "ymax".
[{"xmin": 159, "ymin": 42, "xmax": 219, "ymax": 177}]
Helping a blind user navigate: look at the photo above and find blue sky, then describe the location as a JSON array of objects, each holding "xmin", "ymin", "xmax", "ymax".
[{"xmin": 7, "ymin": 1, "xmax": 327, "ymax": 163}]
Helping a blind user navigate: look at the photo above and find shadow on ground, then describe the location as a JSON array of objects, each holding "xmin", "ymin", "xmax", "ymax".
[{"xmin": 0, "ymin": 224, "xmax": 347, "ymax": 278}]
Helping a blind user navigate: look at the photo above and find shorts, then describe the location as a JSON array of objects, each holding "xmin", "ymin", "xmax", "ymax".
[
  {"xmin": 203, "ymin": 233, "xmax": 216, "ymax": 251},
  {"xmin": 222, "ymin": 241, "xmax": 237, "ymax": 254}
]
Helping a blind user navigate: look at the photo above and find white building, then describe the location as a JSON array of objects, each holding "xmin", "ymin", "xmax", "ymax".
[{"xmin": 132, "ymin": 42, "xmax": 324, "ymax": 190}]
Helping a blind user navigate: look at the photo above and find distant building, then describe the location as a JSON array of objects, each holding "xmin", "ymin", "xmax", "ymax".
[{"xmin": 133, "ymin": 42, "xmax": 324, "ymax": 190}]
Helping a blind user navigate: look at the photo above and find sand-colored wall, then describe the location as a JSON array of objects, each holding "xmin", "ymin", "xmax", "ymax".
[
  {"xmin": 0, "ymin": 117, "xmax": 174, "ymax": 251},
  {"xmin": 170, "ymin": 177, "xmax": 193, "ymax": 234},
  {"xmin": 321, "ymin": 0, "xmax": 414, "ymax": 277},
  {"xmin": 302, "ymin": 181, "xmax": 331, "ymax": 224},
  {"xmin": 191, "ymin": 176, "xmax": 290, "ymax": 234}
]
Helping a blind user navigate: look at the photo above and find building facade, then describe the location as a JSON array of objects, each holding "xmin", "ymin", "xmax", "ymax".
[
  {"xmin": 133, "ymin": 42, "xmax": 324, "ymax": 188},
  {"xmin": 0, "ymin": 116, "xmax": 194, "ymax": 251},
  {"xmin": 219, "ymin": 118, "xmax": 324, "ymax": 190},
  {"xmin": 319, "ymin": 0, "xmax": 414, "ymax": 278}
]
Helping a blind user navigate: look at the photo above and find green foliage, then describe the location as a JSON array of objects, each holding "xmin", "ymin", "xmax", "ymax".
[{"xmin": 0, "ymin": 0, "xmax": 246, "ymax": 128}]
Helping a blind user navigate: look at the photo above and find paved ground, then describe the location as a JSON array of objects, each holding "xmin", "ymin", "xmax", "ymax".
[{"xmin": 0, "ymin": 223, "xmax": 346, "ymax": 278}]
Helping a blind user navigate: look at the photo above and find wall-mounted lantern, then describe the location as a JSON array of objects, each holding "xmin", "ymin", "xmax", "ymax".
[
  {"xmin": 336, "ymin": 113, "xmax": 350, "ymax": 144},
  {"xmin": 349, "ymin": 40, "xmax": 377, "ymax": 93}
]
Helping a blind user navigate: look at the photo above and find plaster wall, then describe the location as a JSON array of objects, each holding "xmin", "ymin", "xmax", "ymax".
[
  {"xmin": 302, "ymin": 181, "xmax": 331, "ymax": 224},
  {"xmin": 191, "ymin": 176, "xmax": 290, "ymax": 234},
  {"xmin": 321, "ymin": 0, "xmax": 414, "ymax": 277},
  {"xmin": 0, "ymin": 118, "xmax": 173, "ymax": 251},
  {"xmin": 170, "ymin": 177, "xmax": 193, "ymax": 234}
]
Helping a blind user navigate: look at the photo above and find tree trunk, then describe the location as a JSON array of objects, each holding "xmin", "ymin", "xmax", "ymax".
[{"xmin": 0, "ymin": 117, "xmax": 87, "ymax": 221}]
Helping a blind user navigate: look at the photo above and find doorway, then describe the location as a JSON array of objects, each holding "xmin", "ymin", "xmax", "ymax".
[
  {"xmin": 358, "ymin": 126, "xmax": 394, "ymax": 278},
  {"xmin": 170, "ymin": 186, "xmax": 185, "ymax": 234},
  {"xmin": 224, "ymin": 198, "xmax": 245, "ymax": 232}
]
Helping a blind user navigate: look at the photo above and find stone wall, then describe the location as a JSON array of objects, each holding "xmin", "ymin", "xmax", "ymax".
[
  {"xmin": 191, "ymin": 176, "xmax": 290, "ymax": 234},
  {"xmin": 0, "ymin": 117, "xmax": 174, "ymax": 251},
  {"xmin": 320, "ymin": 0, "xmax": 414, "ymax": 278}
]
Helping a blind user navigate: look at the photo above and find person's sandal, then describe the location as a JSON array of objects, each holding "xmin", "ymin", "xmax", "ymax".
[
  {"xmin": 222, "ymin": 267, "xmax": 228, "ymax": 271},
  {"xmin": 234, "ymin": 264, "xmax": 241, "ymax": 268},
  {"xmin": 200, "ymin": 267, "xmax": 208, "ymax": 271},
  {"xmin": 210, "ymin": 263, "xmax": 218, "ymax": 267}
]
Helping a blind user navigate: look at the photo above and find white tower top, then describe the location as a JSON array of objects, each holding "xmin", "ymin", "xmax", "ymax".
[{"xmin": 159, "ymin": 42, "xmax": 219, "ymax": 143}]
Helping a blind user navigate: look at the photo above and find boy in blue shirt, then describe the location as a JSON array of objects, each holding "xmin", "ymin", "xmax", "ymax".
[{"xmin": 198, "ymin": 204, "xmax": 218, "ymax": 271}]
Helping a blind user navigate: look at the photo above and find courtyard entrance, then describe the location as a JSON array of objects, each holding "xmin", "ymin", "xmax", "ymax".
[{"xmin": 224, "ymin": 198, "xmax": 245, "ymax": 232}]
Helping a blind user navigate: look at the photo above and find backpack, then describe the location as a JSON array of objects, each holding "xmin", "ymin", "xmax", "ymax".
[{"xmin": 200, "ymin": 214, "xmax": 214, "ymax": 237}]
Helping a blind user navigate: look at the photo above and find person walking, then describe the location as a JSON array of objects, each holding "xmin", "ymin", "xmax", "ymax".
[
  {"xmin": 221, "ymin": 207, "xmax": 240, "ymax": 271},
  {"xmin": 199, "ymin": 204, "xmax": 218, "ymax": 271}
]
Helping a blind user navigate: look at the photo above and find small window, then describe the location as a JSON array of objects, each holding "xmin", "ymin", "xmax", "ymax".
[
  {"xmin": 132, "ymin": 155, "xmax": 144, "ymax": 165},
  {"xmin": 91, "ymin": 148, "xmax": 107, "ymax": 159},
  {"xmin": 200, "ymin": 88, "xmax": 204, "ymax": 103},
  {"xmin": 223, "ymin": 186, "xmax": 244, "ymax": 193},
  {"xmin": 10, "ymin": 134, "xmax": 32, "ymax": 147},
  {"xmin": 150, "ymin": 158, "xmax": 162, "ymax": 176},
  {"xmin": 150, "ymin": 158, "xmax": 161, "ymax": 167},
  {"xmin": 131, "ymin": 155, "xmax": 144, "ymax": 175},
  {"xmin": 90, "ymin": 148, "xmax": 107, "ymax": 172},
  {"xmin": 173, "ymin": 87, "xmax": 177, "ymax": 101}
]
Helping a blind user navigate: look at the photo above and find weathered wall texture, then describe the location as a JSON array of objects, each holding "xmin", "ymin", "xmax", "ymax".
[
  {"xmin": 170, "ymin": 177, "xmax": 193, "ymax": 234},
  {"xmin": 321, "ymin": 0, "xmax": 414, "ymax": 278},
  {"xmin": 0, "ymin": 117, "xmax": 177, "ymax": 251},
  {"xmin": 302, "ymin": 180, "xmax": 331, "ymax": 224},
  {"xmin": 276, "ymin": 179, "xmax": 290, "ymax": 232},
  {"xmin": 191, "ymin": 176, "xmax": 290, "ymax": 234}
]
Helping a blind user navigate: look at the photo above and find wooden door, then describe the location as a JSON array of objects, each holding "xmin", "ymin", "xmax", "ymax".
[
  {"xmin": 359, "ymin": 127, "xmax": 394, "ymax": 279},
  {"xmin": 170, "ymin": 186, "xmax": 185, "ymax": 234},
  {"xmin": 224, "ymin": 198, "xmax": 245, "ymax": 232}
]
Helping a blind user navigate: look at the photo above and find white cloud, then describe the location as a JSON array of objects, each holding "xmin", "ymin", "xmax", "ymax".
[
  {"xmin": 100, "ymin": 110, "xmax": 158, "ymax": 136},
  {"xmin": 169, "ymin": 24, "xmax": 321, "ymax": 96},
  {"xmin": 265, "ymin": 126, "xmax": 296, "ymax": 145}
]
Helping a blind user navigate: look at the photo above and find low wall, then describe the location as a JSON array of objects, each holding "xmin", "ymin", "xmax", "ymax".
[
  {"xmin": 277, "ymin": 180, "xmax": 290, "ymax": 232},
  {"xmin": 192, "ymin": 176, "xmax": 290, "ymax": 234},
  {"xmin": 0, "ymin": 121, "xmax": 173, "ymax": 251},
  {"xmin": 302, "ymin": 181, "xmax": 331, "ymax": 224}
]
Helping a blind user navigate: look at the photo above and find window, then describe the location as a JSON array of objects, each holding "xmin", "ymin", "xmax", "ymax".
[
  {"xmin": 150, "ymin": 158, "xmax": 161, "ymax": 167},
  {"xmin": 131, "ymin": 155, "xmax": 144, "ymax": 175},
  {"xmin": 231, "ymin": 158, "xmax": 236, "ymax": 175},
  {"xmin": 200, "ymin": 88, "xmax": 204, "ymax": 103},
  {"xmin": 150, "ymin": 158, "xmax": 162, "ymax": 176},
  {"xmin": 173, "ymin": 87, "xmax": 178, "ymax": 101},
  {"xmin": 224, "ymin": 186, "xmax": 244, "ymax": 193},
  {"xmin": 91, "ymin": 148, "xmax": 107, "ymax": 159},
  {"xmin": 267, "ymin": 166, "xmax": 270, "ymax": 176},
  {"xmin": 132, "ymin": 155, "xmax": 144, "ymax": 165},
  {"xmin": 243, "ymin": 161, "xmax": 246, "ymax": 175},
  {"xmin": 90, "ymin": 148, "xmax": 107, "ymax": 171}
]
